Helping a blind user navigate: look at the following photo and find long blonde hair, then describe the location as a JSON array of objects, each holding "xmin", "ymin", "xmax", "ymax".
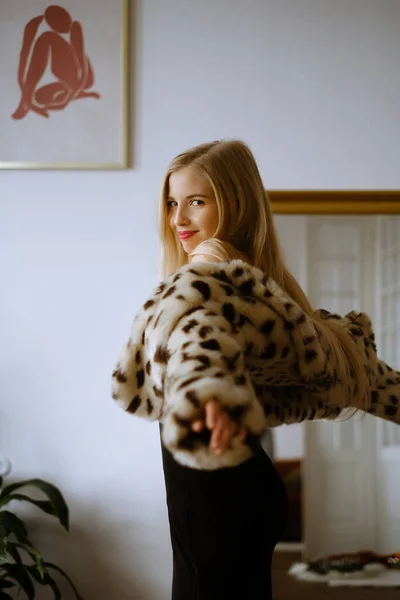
[{"xmin": 158, "ymin": 140, "xmax": 369, "ymax": 407}]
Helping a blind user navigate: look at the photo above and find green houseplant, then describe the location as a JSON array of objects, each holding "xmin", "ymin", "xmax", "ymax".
[{"xmin": 0, "ymin": 474, "xmax": 83, "ymax": 599}]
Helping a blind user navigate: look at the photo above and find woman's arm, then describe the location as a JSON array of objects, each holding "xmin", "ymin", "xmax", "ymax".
[
  {"xmin": 160, "ymin": 307, "xmax": 267, "ymax": 469},
  {"xmin": 112, "ymin": 259, "xmax": 400, "ymax": 470},
  {"xmin": 254, "ymin": 362, "xmax": 400, "ymax": 426}
]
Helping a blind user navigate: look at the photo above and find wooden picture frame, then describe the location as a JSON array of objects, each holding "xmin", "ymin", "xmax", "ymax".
[
  {"xmin": 269, "ymin": 190, "xmax": 400, "ymax": 215},
  {"xmin": 0, "ymin": 0, "xmax": 130, "ymax": 170}
]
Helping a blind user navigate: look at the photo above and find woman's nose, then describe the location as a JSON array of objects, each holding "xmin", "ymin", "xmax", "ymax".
[{"xmin": 175, "ymin": 207, "xmax": 190, "ymax": 227}]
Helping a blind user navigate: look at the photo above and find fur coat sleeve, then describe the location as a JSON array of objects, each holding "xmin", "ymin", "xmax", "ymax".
[{"xmin": 112, "ymin": 260, "xmax": 400, "ymax": 469}]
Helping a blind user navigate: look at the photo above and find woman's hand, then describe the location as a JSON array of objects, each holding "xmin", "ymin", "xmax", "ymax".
[{"xmin": 191, "ymin": 400, "xmax": 247, "ymax": 454}]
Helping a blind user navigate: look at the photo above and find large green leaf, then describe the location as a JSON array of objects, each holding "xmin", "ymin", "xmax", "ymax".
[
  {"xmin": 44, "ymin": 563, "xmax": 84, "ymax": 600},
  {"xmin": 27, "ymin": 566, "xmax": 61, "ymax": 600},
  {"xmin": 0, "ymin": 580, "xmax": 14, "ymax": 590},
  {"xmin": 5, "ymin": 542, "xmax": 21, "ymax": 564},
  {"xmin": 1, "ymin": 563, "xmax": 35, "ymax": 598},
  {"xmin": 4, "ymin": 496, "xmax": 59, "ymax": 520},
  {"xmin": 0, "ymin": 512, "xmax": 28, "ymax": 543},
  {"xmin": 10, "ymin": 542, "xmax": 44, "ymax": 580},
  {"xmin": 0, "ymin": 480, "xmax": 69, "ymax": 531},
  {"xmin": 0, "ymin": 521, "xmax": 6, "ymax": 561}
]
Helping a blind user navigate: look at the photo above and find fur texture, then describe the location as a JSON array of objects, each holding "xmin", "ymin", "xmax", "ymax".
[{"xmin": 112, "ymin": 260, "xmax": 400, "ymax": 469}]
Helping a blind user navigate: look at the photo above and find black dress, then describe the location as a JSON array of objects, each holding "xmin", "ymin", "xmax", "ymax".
[{"xmin": 160, "ymin": 428, "xmax": 289, "ymax": 600}]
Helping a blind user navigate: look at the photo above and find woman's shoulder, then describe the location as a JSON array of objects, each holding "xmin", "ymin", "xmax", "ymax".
[{"xmin": 190, "ymin": 253, "xmax": 222, "ymax": 264}]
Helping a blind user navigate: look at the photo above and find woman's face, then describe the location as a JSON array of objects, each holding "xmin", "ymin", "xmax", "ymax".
[{"xmin": 167, "ymin": 167, "xmax": 219, "ymax": 254}]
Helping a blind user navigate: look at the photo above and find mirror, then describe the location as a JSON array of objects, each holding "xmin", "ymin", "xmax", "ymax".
[{"xmin": 273, "ymin": 212, "xmax": 400, "ymax": 573}]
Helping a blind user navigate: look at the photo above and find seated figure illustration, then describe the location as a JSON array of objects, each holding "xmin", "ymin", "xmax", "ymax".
[{"xmin": 12, "ymin": 5, "xmax": 101, "ymax": 120}]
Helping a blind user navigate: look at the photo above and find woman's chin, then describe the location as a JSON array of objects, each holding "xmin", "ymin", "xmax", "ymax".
[{"xmin": 180, "ymin": 236, "xmax": 199, "ymax": 253}]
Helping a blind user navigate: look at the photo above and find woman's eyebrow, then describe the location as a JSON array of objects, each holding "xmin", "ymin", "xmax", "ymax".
[{"xmin": 167, "ymin": 193, "xmax": 210, "ymax": 200}]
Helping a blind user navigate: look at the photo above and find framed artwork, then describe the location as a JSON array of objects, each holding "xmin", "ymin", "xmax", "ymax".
[
  {"xmin": 0, "ymin": 0, "xmax": 130, "ymax": 170},
  {"xmin": 269, "ymin": 190, "xmax": 400, "ymax": 215}
]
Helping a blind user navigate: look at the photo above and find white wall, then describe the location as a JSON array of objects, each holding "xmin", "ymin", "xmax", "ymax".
[{"xmin": 1, "ymin": 1, "xmax": 400, "ymax": 597}]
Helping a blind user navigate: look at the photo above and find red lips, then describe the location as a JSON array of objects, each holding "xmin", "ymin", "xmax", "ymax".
[{"xmin": 178, "ymin": 231, "xmax": 198, "ymax": 240}]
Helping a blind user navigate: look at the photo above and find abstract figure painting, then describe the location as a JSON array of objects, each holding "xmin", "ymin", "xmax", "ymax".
[
  {"xmin": 1, "ymin": 1, "xmax": 130, "ymax": 169},
  {"xmin": 12, "ymin": 5, "xmax": 102, "ymax": 121}
]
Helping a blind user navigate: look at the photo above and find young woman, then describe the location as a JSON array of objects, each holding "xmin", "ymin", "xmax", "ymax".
[{"xmin": 156, "ymin": 139, "xmax": 366, "ymax": 599}]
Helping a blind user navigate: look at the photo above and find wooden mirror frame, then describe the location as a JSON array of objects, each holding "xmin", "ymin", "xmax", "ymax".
[{"xmin": 269, "ymin": 190, "xmax": 400, "ymax": 214}]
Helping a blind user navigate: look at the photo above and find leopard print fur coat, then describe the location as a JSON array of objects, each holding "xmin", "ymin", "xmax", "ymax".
[{"xmin": 112, "ymin": 260, "xmax": 400, "ymax": 469}]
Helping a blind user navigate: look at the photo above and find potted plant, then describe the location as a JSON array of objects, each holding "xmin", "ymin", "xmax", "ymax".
[{"xmin": 0, "ymin": 473, "xmax": 83, "ymax": 599}]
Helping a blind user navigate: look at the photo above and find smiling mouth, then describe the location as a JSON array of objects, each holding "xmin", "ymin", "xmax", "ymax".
[{"xmin": 178, "ymin": 231, "xmax": 198, "ymax": 240}]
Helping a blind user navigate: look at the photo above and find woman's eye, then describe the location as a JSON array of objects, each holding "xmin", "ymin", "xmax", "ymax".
[
  {"xmin": 191, "ymin": 199, "xmax": 204, "ymax": 206},
  {"xmin": 166, "ymin": 200, "xmax": 177, "ymax": 208}
]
